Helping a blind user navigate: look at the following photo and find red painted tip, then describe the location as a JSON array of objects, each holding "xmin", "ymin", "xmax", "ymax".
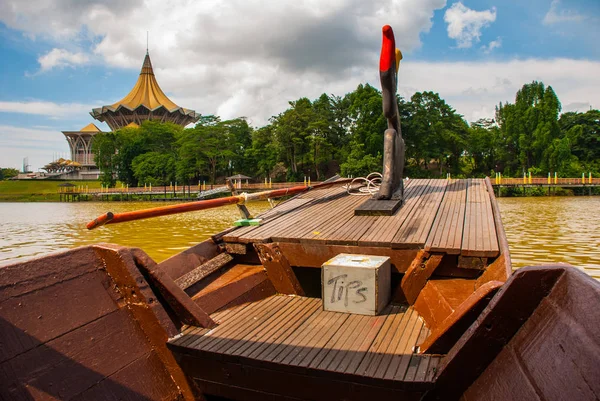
[{"xmin": 380, "ymin": 25, "xmax": 396, "ymax": 72}]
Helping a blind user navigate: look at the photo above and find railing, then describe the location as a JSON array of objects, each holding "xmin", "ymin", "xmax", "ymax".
[
  {"xmin": 70, "ymin": 182, "xmax": 323, "ymax": 195},
  {"xmin": 492, "ymin": 177, "xmax": 600, "ymax": 186}
]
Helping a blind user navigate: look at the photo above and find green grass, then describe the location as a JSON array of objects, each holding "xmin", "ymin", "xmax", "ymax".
[{"xmin": 0, "ymin": 180, "xmax": 101, "ymax": 201}]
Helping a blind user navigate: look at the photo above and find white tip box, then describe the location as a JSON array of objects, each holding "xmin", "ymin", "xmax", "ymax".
[{"xmin": 321, "ymin": 254, "xmax": 391, "ymax": 316}]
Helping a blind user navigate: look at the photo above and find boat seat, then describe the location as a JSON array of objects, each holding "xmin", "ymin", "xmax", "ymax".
[{"xmin": 412, "ymin": 255, "xmax": 509, "ymax": 354}]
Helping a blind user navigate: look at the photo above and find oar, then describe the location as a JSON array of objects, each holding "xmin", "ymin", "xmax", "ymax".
[{"xmin": 86, "ymin": 178, "xmax": 353, "ymax": 230}]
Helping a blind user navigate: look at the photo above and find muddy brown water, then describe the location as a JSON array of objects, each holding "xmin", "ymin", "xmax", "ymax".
[{"xmin": 1, "ymin": 198, "xmax": 598, "ymax": 279}]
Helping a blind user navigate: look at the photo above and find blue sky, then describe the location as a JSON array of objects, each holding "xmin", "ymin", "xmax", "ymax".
[{"xmin": 1, "ymin": 0, "xmax": 599, "ymax": 171}]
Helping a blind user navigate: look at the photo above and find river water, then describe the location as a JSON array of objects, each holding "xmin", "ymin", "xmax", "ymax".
[{"xmin": 1, "ymin": 198, "xmax": 598, "ymax": 279}]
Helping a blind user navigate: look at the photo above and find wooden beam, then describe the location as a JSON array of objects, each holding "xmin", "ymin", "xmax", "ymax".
[
  {"xmin": 255, "ymin": 243, "xmax": 305, "ymax": 296},
  {"xmin": 424, "ymin": 265, "xmax": 566, "ymax": 401},
  {"xmin": 175, "ymin": 253, "xmax": 233, "ymax": 292},
  {"xmin": 398, "ymin": 252, "xmax": 443, "ymax": 305},
  {"xmin": 130, "ymin": 249, "xmax": 216, "ymax": 329},
  {"xmin": 418, "ymin": 280, "xmax": 503, "ymax": 354}
]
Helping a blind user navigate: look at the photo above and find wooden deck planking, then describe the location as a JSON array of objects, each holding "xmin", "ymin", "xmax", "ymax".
[
  {"xmin": 461, "ymin": 179, "xmax": 499, "ymax": 257},
  {"xmin": 391, "ymin": 180, "xmax": 448, "ymax": 248},
  {"xmin": 270, "ymin": 193, "xmax": 364, "ymax": 243},
  {"xmin": 358, "ymin": 179, "xmax": 433, "ymax": 247},
  {"xmin": 310, "ymin": 178, "xmax": 417, "ymax": 246},
  {"xmin": 425, "ymin": 179, "xmax": 468, "ymax": 254},
  {"xmin": 233, "ymin": 186, "xmax": 347, "ymax": 243},
  {"xmin": 171, "ymin": 295, "xmax": 441, "ymax": 384},
  {"xmin": 222, "ymin": 178, "xmax": 500, "ymax": 259},
  {"xmin": 298, "ymin": 195, "xmax": 370, "ymax": 244},
  {"xmin": 226, "ymin": 198, "xmax": 313, "ymax": 239}
]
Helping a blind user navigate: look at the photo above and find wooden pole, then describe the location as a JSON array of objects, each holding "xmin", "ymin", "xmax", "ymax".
[{"xmin": 87, "ymin": 179, "xmax": 352, "ymax": 230}]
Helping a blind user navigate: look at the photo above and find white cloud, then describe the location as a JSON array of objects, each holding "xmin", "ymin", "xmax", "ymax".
[
  {"xmin": 444, "ymin": 2, "xmax": 497, "ymax": 48},
  {"xmin": 398, "ymin": 58, "xmax": 600, "ymax": 123},
  {"xmin": 37, "ymin": 48, "xmax": 90, "ymax": 72},
  {"xmin": 543, "ymin": 0, "xmax": 585, "ymax": 25},
  {"xmin": 482, "ymin": 37, "xmax": 502, "ymax": 54},
  {"xmin": 0, "ymin": 125, "xmax": 70, "ymax": 170},
  {"xmin": 0, "ymin": 100, "xmax": 99, "ymax": 119}
]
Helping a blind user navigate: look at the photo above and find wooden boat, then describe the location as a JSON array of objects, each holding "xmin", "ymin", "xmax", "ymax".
[{"xmin": 1, "ymin": 176, "xmax": 599, "ymax": 401}]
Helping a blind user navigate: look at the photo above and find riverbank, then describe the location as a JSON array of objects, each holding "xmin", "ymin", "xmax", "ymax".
[{"xmin": 0, "ymin": 180, "xmax": 102, "ymax": 202}]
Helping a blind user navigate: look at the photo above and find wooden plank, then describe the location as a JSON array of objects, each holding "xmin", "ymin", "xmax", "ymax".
[
  {"xmin": 226, "ymin": 297, "xmax": 300, "ymax": 356},
  {"xmin": 255, "ymin": 243, "xmax": 305, "ymax": 295},
  {"xmin": 358, "ymin": 179, "xmax": 432, "ymax": 247},
  {"xmin": 315, "ymin": 314, "xmax": 371, "ymax": 371},
  {"xmin": 206, "ymin": 296, "xmax": 290, "ymax": 354},
  {"xmin": 392, "ymin": 179, "xmax": 448, "ymax": 248},
  {"xmin": 259, "ymin": 301, "xmax": 324, "ymax": 362},
  {"xmin": 191, "ymin": 264, "xmax": 271, "ymax": 314},
  {"xmin": 425, "ymin": 179, "xmax": 467, "ymax": 254},
  {"xmin": 69, "ymin": 351, "xmax": 180, "ymax": 401},
  {"xmin": 277, "ymin": 309, "xmax": 348, "ymax": 365},
  {"xmin": 185, "ymin": 296, "xmax": 279, "ymax": 351},
  {"xmin": 178, "ymin": 353, "xmax": 431, "ymax": 401},
  {"xmin": 275, "ymin": 242, "xmax": 419, "ymax": 275},
  {"xmin": 293, "ymin": 195, "xmax": 367, "ymax": 243},
  {"xmin": 391, "ymin": 311, "xmax": 423, "ymax": 381},
  {"xmin": 224, "ymin": 198, "xmax": 312, "ymax": 241},
  {"xmin": 234, "ymin": 188, "xmax": 344, "ymax": 243},
  {"xmin": 308, "ymin": 312, "xmax": 366, "ymax": 369},
  {"xmin": 402, "ymin": 320, "xmax": 429, "ymax": 381},
  {"xmin": 174, "ymin": 253, "xmax": 233, "ymax": 291},
  {"xmin": 246, "ymin": 298, "xmax": 322, "ymax": 360},
  {"xmin": 362, "ymin": 306, "xmax": 411, "ymax": 378},
  {"xmin": 342, "ymin": 305, "xmax": 398, "ymax": 375},
  {"xmin": 461, "ymin": 179, "xmax": 499, "ymax": 257},
  {"xmin": 268, "ymin": 191, "xmax": 357, "ymax": 243},
  {"xmin": 382, "ymin": 309, "xmax": 420, "ymax": 380},
  {"xmin": 292, "ymin": 311, "xmax": 350, "ymax": 367}
]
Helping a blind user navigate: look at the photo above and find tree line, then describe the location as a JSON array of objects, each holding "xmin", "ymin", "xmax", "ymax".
[{"xmin": 92, "ymin": 81, "xmax": 599, "ymax": 187}]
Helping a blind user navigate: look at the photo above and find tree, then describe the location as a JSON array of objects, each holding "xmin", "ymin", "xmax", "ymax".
[
  {"xmin": 495, "ymin": 81, "xmax": 562, "ymax": 174},
  {"xmin": 405, "ymin": 91, "xmax": 468, "ymax": 175},
  {"xmin": 246, "ymin": 126, "xmax": 278, "ymax": 178},
  {"xmin": 340, "ymin": 141, "xmax": 381, "ymax": 178},
  {"xmin": 0, "ymin": 168, "xmax": 19, "ymax": 180},
  {"xmin": 560, "ymin": 110, "xmax": 600, "ymax": 173},
  {"xmin": 271, "ymin": 98, "xmax": 313, "ymax": 180},
  {"xmin": 91, "ymin": 131, "xmax": 118, "ymax": 187},
  {"xmin": 132, "ymin": 152, "xmax": 176, "ymax": 185}
]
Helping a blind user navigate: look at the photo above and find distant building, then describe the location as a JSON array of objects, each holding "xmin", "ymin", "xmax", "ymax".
[{"xmin": 60, "ymin": 52, "xmax": 200, "ymax": 179}]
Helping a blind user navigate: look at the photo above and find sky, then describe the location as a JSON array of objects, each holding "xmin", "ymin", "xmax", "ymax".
[{"xmin": 0, "ymin": 0, "xmax": 599, "ymax": 171}]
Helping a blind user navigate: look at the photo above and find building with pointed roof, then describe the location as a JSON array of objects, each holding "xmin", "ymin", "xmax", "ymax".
[
  {"xmin": 90, "ymin": 52, "xmax": 200, "ymax": 130},
  {"xmin": 59, "ymin": 52, "xmax": 199, "ymax": 179},
  {"xmin": 61, "ymin": 123, "xmax": 103, "ymax": 179}
]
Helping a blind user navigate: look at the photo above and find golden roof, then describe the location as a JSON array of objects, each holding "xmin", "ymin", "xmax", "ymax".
[
  {"xmin": 80, "ymin": 123, "xmax": 101, "ymax": 132},
  {"xmin": 125, "ymin": 122, "xmax": 140, "ymax": 128},
  {"xmin": 110, "ymin": 53, "xmax": 179, "ymax": 111}
]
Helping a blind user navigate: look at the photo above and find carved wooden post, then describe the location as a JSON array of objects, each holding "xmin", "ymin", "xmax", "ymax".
[
  {"xmin": 355, "ymin": 25, "xmax": 406, "ymax": 216},
  {"xmin": 254, "ymin": 243, "xmax": 304, "ymax": 296}
]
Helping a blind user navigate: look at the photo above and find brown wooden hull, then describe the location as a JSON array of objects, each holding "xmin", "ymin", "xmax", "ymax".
[
  {"xmin": 2, "ymin": 178, "xmax": 599, "ymax": 401},
  {"xmin": 0, "ymin": 244, "xmax": 196, "ymax": 401}
]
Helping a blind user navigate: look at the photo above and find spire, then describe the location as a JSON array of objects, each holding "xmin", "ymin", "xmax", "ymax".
[{"xmin": 140, "ymin": 52, "xmax": 154, "ymax": 75}]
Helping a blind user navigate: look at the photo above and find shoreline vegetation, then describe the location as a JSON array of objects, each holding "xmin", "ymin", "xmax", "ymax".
[
  {"xmin": 0, "ymin": 179, "xmax": 598, "ymax": 202},
  {"xmin": 2, "ymin": 80, "xmax": 598, "ymax": 202}
]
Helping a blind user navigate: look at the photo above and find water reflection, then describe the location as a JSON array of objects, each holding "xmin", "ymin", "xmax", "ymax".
[
  {"xmin": 0, "ymin": 201, "xmax": 271, "ymax": 264},
  {"xmin": 1, "ymin": 198, "xmax": 599, "ymax": 280},
  {"xmin": 498, "ymin": 197, "xmax": 600, "ymax": 279}
]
